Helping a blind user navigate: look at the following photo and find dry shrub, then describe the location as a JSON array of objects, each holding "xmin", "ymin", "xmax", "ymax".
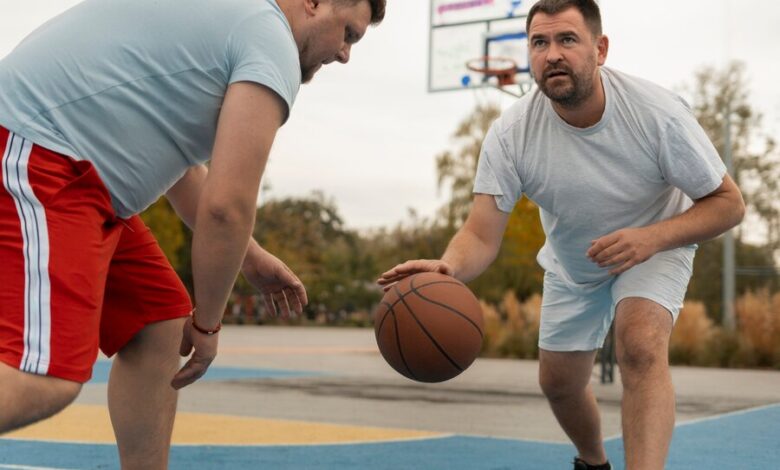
[
  {"xmin": 480, "ymin": 291, "xmax": 541, "ymax": 359},
  {"xmin": 480, "ymin": 289, "xmax": 780, "ymax": 369},
  {"xmin": 735, "ymin": 289, "xmax": 780, "ymax": 367},
  {"xmin": 670, "ymin": 301, "xmax": 715, "ymax": 364},
  {"xmin": 480, "ymin": 300, "xmax": 503, "ymax": 355}
]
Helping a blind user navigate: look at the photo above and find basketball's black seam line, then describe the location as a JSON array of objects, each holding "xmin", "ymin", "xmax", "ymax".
[
  {"xmin": 395, "ymin": 284, "xmax": 463, "ymax": 372},
  {"xmin": 376, "ymin": 301, "xmax": 394, "ymax": 334},
  {"xmin": 385, "ymin": 280, "xmax": 462, "ymax": 311},
  {"xmin": 391, "ymin": 285, "xmax": 418, "ymax": 380},
  {"xmin": 409, "ymin": 278, "xmax": 483, "ymax": 338}
]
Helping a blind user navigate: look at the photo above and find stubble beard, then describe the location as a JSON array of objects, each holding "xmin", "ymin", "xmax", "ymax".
[
  {"xmin": 298, "ymin": 37, "xmax": 318, "ymax": 84},
  {"xmin": 535, "ymin": 58, "xmax": 597, "ymax": 109},
  {"xmin": 301, "ymin": 64, "xmax": 316, "ymax": 84}
]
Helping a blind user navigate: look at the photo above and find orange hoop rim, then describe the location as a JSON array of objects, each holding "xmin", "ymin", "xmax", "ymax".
[{"xmin": 465, "ymin": 56, "xmax": 518, "ymax": 86}]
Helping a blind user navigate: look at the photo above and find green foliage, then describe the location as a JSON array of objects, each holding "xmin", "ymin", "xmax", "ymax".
[
  {"xmin": 139, "ymin": 197, "xmax": 187, "ymax": 271},
  {"xmin": 251, "ymin": 191, "xmax": 381, "ymax": 316},
  {"xmin": 469, "ymin": 197, "xmax": 545, "ymax": 303}
]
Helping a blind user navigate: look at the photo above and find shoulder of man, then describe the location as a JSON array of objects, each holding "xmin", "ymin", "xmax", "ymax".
[
  {"xmin": 491, "ymin": 89, "xmax": 547, "ymax": 138},
  {"xmin": 602, "ymin": 66, "xmax": 691, "ymax": 117}
]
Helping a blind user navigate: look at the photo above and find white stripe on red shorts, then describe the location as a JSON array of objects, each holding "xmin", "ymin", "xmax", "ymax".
[{"xmin": 1, "ymin": 132, "xmax": 51, "ymax": 375}]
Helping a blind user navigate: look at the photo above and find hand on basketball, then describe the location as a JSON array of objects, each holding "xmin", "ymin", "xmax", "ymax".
[
  {"xmin": 241, "ymin": 247, "xmax": 308, "ymax": 318},
  {"xmin": 377, "ymin": 260, "xmax": 455, "ymax": 292},
  {"xmin": 171, "ymin": 316, "xmax": 219, "ymax": 390},
  {"xmin": 587, "ymin": 226, "xmax": 660, "ymax": 275}
]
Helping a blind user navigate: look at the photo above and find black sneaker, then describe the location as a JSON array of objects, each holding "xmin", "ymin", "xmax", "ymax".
[{"xmin": 573, "ymin": 457, "xmax": 612, "ymax": 470}]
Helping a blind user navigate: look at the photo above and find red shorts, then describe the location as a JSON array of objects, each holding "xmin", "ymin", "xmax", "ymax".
[{"xmin": 0, "ymin": 127, "xmax": 192, "ymax": 383}]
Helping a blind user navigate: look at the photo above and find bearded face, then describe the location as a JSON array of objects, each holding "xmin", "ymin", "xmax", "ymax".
[{"xmin": 534, "ymin": 52, "xmax": 598, "ymax": 109}]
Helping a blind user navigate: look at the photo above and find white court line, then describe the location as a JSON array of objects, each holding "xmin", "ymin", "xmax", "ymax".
[
  {"xmin": 0, "ymin": 465, "xmax": 77, "ymax": 470},
  {"xmin": 456, "ymin": 432, "xmax": 570, "ymax": 446},
  {"xmin": 603, "ymin": 401, "xmax": 780, "ymax": 441},
  {"xmin": 673, "ymin": 401, "xmax": 780, "ymax": 428}
]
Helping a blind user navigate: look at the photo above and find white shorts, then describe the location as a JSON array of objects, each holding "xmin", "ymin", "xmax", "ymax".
[{"xmin": 538, "ymin": 246, "xmax": 696, "ymax": 352}]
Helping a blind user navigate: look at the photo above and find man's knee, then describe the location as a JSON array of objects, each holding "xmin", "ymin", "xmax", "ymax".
[
  {"xmin": 120, "ymin": 317, "xmax": 184, "ymax": 354},
  {"xmin": 0, "ymin": 365, "xmax": 82, "ymax": 433},
  {"xmin": 617, "ymin": 341, "xmax": 668, "ymax": 379},
  {"xmin": 38, "ymin": 376, "xmax": 82, "ymax": 415},
  {"xmin": 615, "ymin": 298, "xmax": 672, "ymax": 383},
  {"xmin": 115, "ymin": 318, "xmax": 185, "ymax": 373},
  {"xmin": 616, "ymin": 329, "xmax": 670, "ymax": 390},
  {"xmin": 538, "ymin": 351, "xmax": 595, "ymax": 402}
]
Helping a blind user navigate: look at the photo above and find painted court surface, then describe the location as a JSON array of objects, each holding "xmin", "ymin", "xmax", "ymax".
[{"xmin": 1, "ymin": 326, "xmax": 779, "ymax": 469}]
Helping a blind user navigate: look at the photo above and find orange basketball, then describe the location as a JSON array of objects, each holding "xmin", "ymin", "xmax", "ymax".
[{"xmin": 374, "ymin": 271, "xmax": 484, "ymax": 383}]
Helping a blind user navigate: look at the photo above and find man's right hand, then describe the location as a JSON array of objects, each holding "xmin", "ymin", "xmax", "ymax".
[
  {"xmin": 376, "ymin": 260, "xmax": 454, "ymax": 292},
  {"xmin": 170, "ymin": 317, "xmax": 219, "ymax": 390}
]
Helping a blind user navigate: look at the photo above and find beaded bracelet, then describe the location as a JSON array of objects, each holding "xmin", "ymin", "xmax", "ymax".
[{"xmin": 191, "ymin": 310, "xmax": 222, "ymax": 335}]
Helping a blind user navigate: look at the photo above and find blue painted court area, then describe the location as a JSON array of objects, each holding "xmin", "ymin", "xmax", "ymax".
[
  {"xmin": 88, "ymin": 360, "xmax": 322, "ymax": 383},
  {"xmin": 1, "ymin": 404, "xmax": 778, "ymax": 469}
]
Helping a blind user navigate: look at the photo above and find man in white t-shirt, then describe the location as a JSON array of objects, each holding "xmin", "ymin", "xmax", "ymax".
[
  {"xmin": 379, "ymin": 1, "xmax": 743, "ymax": 469},
  {"xmin": 0, "ymin": 0, "xmax": 384, "ymax": 466}
]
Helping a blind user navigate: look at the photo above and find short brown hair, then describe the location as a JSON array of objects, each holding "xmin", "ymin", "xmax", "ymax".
[
  {"xmin": 526, "ymin": 0, "xmax": 602, "ymax": 37},
  {"xmin": 336, "ymin": 0, "xmax": 386, "ymax": 24}
]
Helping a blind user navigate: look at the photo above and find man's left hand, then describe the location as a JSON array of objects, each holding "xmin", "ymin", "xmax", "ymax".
[
  {"xmin": 241, "ymin": 248, "xmax": 308, "ymax": 317},
  {"xmin": 587, "ymin": 227, "xmax": 659, "ymax": 275}
]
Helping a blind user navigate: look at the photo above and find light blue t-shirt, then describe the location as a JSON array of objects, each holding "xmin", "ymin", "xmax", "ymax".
[
  {"xmin": 474, "ymin": 67, "xmax": 726, "ymax": 285},
  {"xmin": 0, "ymin": 0, "xmax": 300, "ymax": 217}
]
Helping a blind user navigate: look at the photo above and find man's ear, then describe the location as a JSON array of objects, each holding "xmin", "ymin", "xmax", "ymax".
[
  {"xmin": 303, "ymin": 0, "xmax": 321, "ymax": 17},
  {"xmin": 596, "ymin": 34, "xmax": 609, "ymax": 66}
]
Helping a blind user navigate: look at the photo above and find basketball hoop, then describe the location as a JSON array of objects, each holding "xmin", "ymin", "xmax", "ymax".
[{"xmin": 466, "ymin": 56, "xmax": 518, "ymax": 86}]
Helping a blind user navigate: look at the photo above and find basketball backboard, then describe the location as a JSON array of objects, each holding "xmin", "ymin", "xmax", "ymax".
[{"xmin": 428, "ymin": 0, "xmax": 534, "ymax": 96}]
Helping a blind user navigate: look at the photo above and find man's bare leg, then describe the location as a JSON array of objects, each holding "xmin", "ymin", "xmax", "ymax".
[
  {"xmin": 0, "ymin": 362, "xmax": 81, "ymax": 433},
  {"xmin": 615, "ymin": 297, "xmax": 675, "ymax": 470},
  {"xmin": 108, "ymin": 317, "xmax": 185, "ymax": 470},
  {"xmin": 539, "ymin": 349, "xmax": 608, "ymax": 465}
]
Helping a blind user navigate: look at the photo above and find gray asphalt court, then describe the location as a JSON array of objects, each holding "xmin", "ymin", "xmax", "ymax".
[{"xmin": 1, "ymin": 325, "xmax": 779, "ymax": 469}]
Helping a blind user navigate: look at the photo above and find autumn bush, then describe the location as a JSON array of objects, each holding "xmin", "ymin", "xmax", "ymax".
[
  {"xmin": 481, "ymin": 292, "xmax": 541, "ymax": 359},
  {"xmin": 480, "ymin": 289, "xmax": 780, "ymax": 369}
]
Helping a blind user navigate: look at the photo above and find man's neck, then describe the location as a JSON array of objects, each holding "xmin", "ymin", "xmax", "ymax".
[
  {"xmin": 551, "ymin": 70, "xmax": 606, "ymax": 128},
  {"xmin": 275, "ymin": 0, "xmax": 304, "ymax": 48}
]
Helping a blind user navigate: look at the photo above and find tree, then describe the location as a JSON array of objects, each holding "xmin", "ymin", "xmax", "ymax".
[
  {"xmin": 683, "ymin": 61, "xmax": 780, "ymax": 249},
  {"xmin": 436, "ymin": 104, "xmax": 501, "ymax": 228},
  {"xmin": 251, "ymin": 191, "xmax": 379, "ymax": 316},
  {"xmin": 682, "ymin": 62, "xmax": 780, "ymax": 318},
  {"xmin": 139, "ymin": 197, "xmax": 187, "ymax": 271},
  {"xmin": 435, "ymin": 102, "xmax": 546, "ymax": 302}
]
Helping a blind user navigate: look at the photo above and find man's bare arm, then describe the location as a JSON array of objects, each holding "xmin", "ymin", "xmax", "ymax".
[
  {"xmin": 378, "ymin": 194, "xmax": 510, "ymax": 286},
  {"xmin": 171, "ymin": 81, "xmax": 284, "ymax": 389},
  {"xmin": 166, "ymin": 164, "xmax": 207, "ymax": 229},
  {"xmin": 588, "ymin": 175, "xmax": 745, "ymax": 275}
]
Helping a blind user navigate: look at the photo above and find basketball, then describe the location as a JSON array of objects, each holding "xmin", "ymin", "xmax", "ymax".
[{"xmin": 374, "ymin": 271, "xmax": 484, "ymax": 383}]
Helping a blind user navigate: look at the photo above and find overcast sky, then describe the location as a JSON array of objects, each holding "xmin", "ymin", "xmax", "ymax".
[{"xmin": 2, "ymin": 1, "xmax": 779, "ymax": 230}]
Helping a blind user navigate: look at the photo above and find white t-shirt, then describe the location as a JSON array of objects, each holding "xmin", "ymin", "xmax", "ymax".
[
  {"xmin": 474, "ymin": 67, "xmax": 726, "ymax": 285},
  {"xmin": 0, "ymin": 0, "xmax": 301, "ymax": 217}
]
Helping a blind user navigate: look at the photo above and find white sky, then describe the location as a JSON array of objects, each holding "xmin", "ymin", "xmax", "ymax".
[{"xmin": 2, "ymin": 1, "xmax": 779, "ymax": 230}]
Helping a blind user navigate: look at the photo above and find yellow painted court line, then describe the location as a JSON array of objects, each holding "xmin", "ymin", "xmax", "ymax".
[{"xmin": 5, "ymin": 405, "xmax": 442, "ymax": 445}]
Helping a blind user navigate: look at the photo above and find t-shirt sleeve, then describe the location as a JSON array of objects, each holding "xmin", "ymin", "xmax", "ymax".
[
  {"xmin": 658, "ymin": 109, "xmax": 727, "ymax": 200},
  {"xmin": 474, "ymin": 124, "xmax": 523, "ymax": 213},
  {"xmin": 226, "ymin": 13, "xmax": 301, "ymax": 122}
]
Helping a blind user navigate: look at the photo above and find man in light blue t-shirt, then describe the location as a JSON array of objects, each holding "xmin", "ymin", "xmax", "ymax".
[
  {"xmin": 379, "ymin": 1, "xmax": 744, "ymax": 469},
  {"xmin": 0, "ymin": 0, "xmax": 384, "ymax": 466}
]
